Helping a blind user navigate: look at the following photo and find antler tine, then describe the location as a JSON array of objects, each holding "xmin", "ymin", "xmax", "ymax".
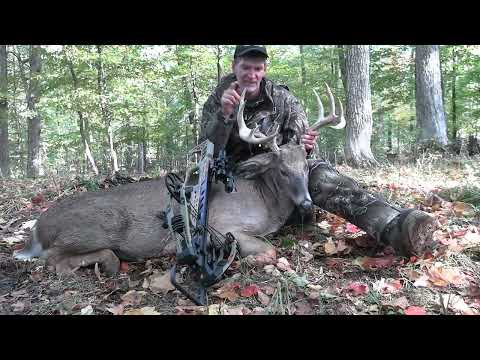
[
  {"xmin": 312, "ymin": 88, "xmax": 324, "ymax": 119},
  {"xmin": 330, "ymin": 95, "xmax": 346, "ymax": 129},
  {"xmin": 309, "ymin": 82, "xmax": 345, "ymax": 131},
  {"xmin": 237, "ymin": 88, "xmax": 279, "ymax": 145}
]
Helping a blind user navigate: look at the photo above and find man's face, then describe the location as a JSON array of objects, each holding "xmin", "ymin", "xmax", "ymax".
[{"xmin": 232, "ymin": 57, "xmax": 266, "ymax": 96}]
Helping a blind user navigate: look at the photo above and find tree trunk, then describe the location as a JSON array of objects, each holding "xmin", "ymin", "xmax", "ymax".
[
  {"xmin": 337, "ymin": 45, "xmax": 347, "ymax": 93},
  {"xmin": 66, "ymin": 53, "xmax": 99, "ymax": 176},
  {"xmin": 344, "ymin": 45, "xmax": 378, "ymax": 167},
  {"xmin": 415, "ymin": 45, "xmax": 448, "ymax": 147},
  {"xmin": 26, "ymin": 45, "xmax": 42, "ymax": 178},
  {"xmin": 299, "ymin": 45, "xmax": 307, "ymax": 101},
  {"xmin": 216, "ymin": 45, "xmax": 223, "ymax": 85},
  {"xmin": 451, "ymin": 47, "xmax": 457, "ymax": 141},
  {"xmin": 96, "ymin": 45, "xmax": 119, "ymax": 173},
  {"xmin": 136, "ymin": 141, "xmax": 145, "ymax": 174},
  {"xmin": 0, "ymin": 45, "xmax": 9, "ymax": 178}
]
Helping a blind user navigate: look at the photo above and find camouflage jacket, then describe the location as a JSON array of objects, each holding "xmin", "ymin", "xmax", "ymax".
[{"xmin": 199, "ymin": 73, "xmax": 309, "ymax": 163}]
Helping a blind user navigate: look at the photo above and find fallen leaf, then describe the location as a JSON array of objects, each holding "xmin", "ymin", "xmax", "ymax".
[
  {"xmin": 80, "ymin": 305, "xmax": 94, "ymax": 315},
  {"xmin": 392, "ymin": 296, "xmax": 410, "ymax": 310},
  {"xmin": 345, "ymin": 283, "xmax": 369, "ymax": 296},
  {"xmin": 359, "ymin": 256, "xmax": 396, "ymax": 270},
  {"xmin": 223, "ymin": 306, "xmax": 250, "ymax": 315},
  {"xmin": 346, "ymin": 223, "xmax": 360, "ymax": 233},
  {"xmin": 241, "ymin": 284, "xmax": 259, "ymax": 298},
  {"xmin": 452, "ymin": 201, "xmax": 476, "ymax": 217},
  {"xmin": 120, "ymin": 290, "xmax": 147, "ymax": 306},
  {"xmin": 461, "ymin": 231, "xmax": 480, "ymax": 248},
  {"xmin": 149, "ymin": 271, "xmax": 175, "ymax": 294},
  {"xmin": 336, "ymin": 239, "xmax": 352, "ymax": 254},
  {"xmin": 262, "ymin": 285, "xmax": 276, "ymax": 295},
  {"xmin": 208, "ymin": 304, "xmax": 221, "ymax": 315},
  {"xmin": 106, "ymin": 304, "xmax": 124, "ymax": 315},
  {"xmin": 276, "ymin": 257, "xmax": 291, "ymax": 272},
  {"xmin": 124, "ymin": 306, "xmax": 160, "ymax": 315},
  {"xmin": 300, "ymin": 249, "xmax": 314, "ymax": 263},
  {"xmin": 427, "ymin": 263, "xmax": 467, "ymax": 287},
  {"xmin": 175, "ymin": 306, "xmax": 207, "ymax": 315},
  {"xmin": 257, "ymin": 290, "xmax": 270, "ymax": 306},
  {"xmin": 413, "ymin": 275, "xmax": 430, "ymax": 288},
  {"xmin": 215, "ymin": 282, "xmax": 240, "ymax": 302},
  {"xmin": 404, "ymin": 306, "xmax": 426, "ymax": 315},
  {"xmin": 440, "ymin": 294, "xmax": 475, "ymax": 315},
  {"xmin": 324, "ymin": 238, "xmax": 337, "ymax": 255},
  {"xmin": 372, "ymin": 278, "xmax": 402, "ymax": 294},
  {"xmin": 294, "ymin": 301, "xmax": 314, "ymax": 315},
  {"xmin": 11, "ymin": 301, "xmax": 25, "ymax": 312}
]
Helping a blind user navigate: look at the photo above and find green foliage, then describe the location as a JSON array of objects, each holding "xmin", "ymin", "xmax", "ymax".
[{"xmin": 4, "ymin": 45, "xmax": 480, "ymax": 178}]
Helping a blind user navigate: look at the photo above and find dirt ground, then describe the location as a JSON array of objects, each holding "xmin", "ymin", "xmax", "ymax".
[{"xmin": 1, "ymin": 156, "xmax": 479, "ymax": 315}]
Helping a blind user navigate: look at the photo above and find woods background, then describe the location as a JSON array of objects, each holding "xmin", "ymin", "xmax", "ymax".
[{"xmin": 0, "ymin": 45, "xmax": 479, "ymax": 179}]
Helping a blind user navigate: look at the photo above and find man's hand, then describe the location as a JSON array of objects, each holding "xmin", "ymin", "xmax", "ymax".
[
  {"xmin": 302, "ymin": 129, "xmax": 318, "ymax": 152},
  {"xmin": 221, "ymin": 81, "xmax": 241, "ymax": 120}
]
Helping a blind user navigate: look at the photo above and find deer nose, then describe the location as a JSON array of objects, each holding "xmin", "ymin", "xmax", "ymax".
[{"xmin": 298, "ymin": 199, "xmax": 313, "ymax": 214}]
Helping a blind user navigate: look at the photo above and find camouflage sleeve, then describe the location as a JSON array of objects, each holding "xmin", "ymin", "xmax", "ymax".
[
  {"xmin": 281, "ymin": 92, "xmax": 309, "ymax": 147},
  {"xmin": 199, "ymin": 93, "xmax": 234, "ymax": 151}
]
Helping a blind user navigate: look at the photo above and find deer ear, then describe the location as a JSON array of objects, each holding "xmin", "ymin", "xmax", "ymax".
[{"xmin": 235, "ymin": 152, "xmax": 277, "ymax": 179}]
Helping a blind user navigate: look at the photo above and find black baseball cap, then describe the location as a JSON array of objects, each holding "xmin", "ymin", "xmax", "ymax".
[{"xmin": 234, "ymin": 45, "xmax": 268, "ymax": 59}]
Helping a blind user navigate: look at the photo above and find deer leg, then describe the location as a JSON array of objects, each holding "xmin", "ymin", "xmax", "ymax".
[
  {"xmin": 230, "ymin": 232, "xmax": 276, "ymax": 264},
  {"xmin": 308, "ymin": 159, "xmax": 437, "ymax": 256},
  {"xmin": 54, "ymin": 249, "xmax": 120, "ymax": 275}
]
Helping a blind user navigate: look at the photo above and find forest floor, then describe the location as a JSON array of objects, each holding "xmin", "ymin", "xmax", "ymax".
[{"xmin": 1, "ymin": 155, "xmax": 480, "ymax": 316}]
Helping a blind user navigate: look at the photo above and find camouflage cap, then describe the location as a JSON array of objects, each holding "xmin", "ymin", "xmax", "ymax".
[{"xmin": 234, "ymin": 45, "xmax": 268, "ymax": 59}]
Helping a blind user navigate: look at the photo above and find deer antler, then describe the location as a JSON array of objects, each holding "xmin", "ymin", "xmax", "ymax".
[
  {"xmin": 237, "ymin": 88, "xmax": 279, "ymax": 145},
  {"xmin": 310, "ymin": 83, "xmax": 346, "ymax": 131}
]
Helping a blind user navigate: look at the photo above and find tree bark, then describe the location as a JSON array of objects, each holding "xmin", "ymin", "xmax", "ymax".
[
  {"xmin": 337, "ymin": 45, "xmax": 347, "ymax": 93},
  {"xmin": 96, "ymin": 45, "xmax": 119, "ymax": 173},
  {"xmin": 26, "ymin": 45, "xmax": 42, "ymax": 178},
  {"xmin": 415, "ymin": 45, "xmax": 448, "ymax": 147},
  {"xmin": 215, "ymin": 45, "xmax": 223, "ymax": 85},
  {"xmin": 344, "ymin": 45, "xmax": 378, "ymax": 167},
  {"xmin": 451, "ymin": 47, "xmax": 457, "ymax": 141},
  {"xmin": 0, "ymin": 45, "xmax": 9, "ymax": 177},
  {"xmin": 66, "ymin": 52, "xmax": 99, "ymax": 176}
]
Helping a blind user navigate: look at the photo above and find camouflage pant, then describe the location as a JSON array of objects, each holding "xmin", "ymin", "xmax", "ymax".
[{"xmin": 288, "ymin": 159, "xmax": 436, "ymax": 256}]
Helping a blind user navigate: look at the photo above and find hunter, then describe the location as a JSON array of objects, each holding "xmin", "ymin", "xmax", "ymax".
[{"xmin": 200, "ymin": 45, "xmax": 437, "ymax": 257}]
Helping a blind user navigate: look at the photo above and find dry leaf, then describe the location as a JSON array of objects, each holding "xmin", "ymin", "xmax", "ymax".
[
  {"xmin": 392, "ymin": 296, "xmax": 410, "ymax": 310},
  {"xmin": 427, "ymin": 263, "xmax": 467, "ymax": 287},
  {"xmin": 80, "ymin": 305, "xmax": 94, "ymax": 315},
  {"xmin": 241, "ymin": 284, "xmax": 259, "ymax": 298},
  {"xmin": 257, "ymin": 290, "xmax": 270, "ymax": 306},
  {"xmin": 359, "ymin": 256, "xmax": 396, "ymax": 270},
  {"xmin": 214, "ymin": 282, "xmax": 240, "ymax": 302},
  {"xmin": 223, "ymin": 306, "xmax": 249, "ymax": 315},
  {"xmin": 149, "ymin": 271, "xmax": 175, "ymax": 294},
  {"xmin": 175, "ymin": 306, "xmax": 207, "ymax": 315},
  {"xmin": 11, "ymin": 301, "xmax": 25, "ymax": 312},
  {"xmin": 440, "ymin": 294, "xmax": 475, "ymax": 315},
  {"xmin": 336, "ymin": 239, "xmax": 352, "ymax": 254},
  {"xmin": 346, "ymin": 223, "xmax": 360, "ymax": 233},
  {"xmin": 120, "ymin": 290, "xmax": 147, "ymax": 306},
  {"xmin": 372, "ymin": 278, "xmax": 402, "ymax": 294},
  {"xmin": 345, "ymin": 283, "xmax": 369, "ymax": 296},
  {"xmin": 294, "ymin": 301, "xmax": 314, "ymax": 315},
  {"xmin": 208, "ymin": 304, "xmax": 221, "ymax": 315},
  {"xmin": 404, "ymin": 306, "xmax": 426, "ymax": 315},
  {"xmin": 107, "ymin": 304, "xmax": 124, "ymax": 315},
  {"xmin": 452, "ymin": 201, "xmax": 476, "ymax": 217},
  {"xmin": 413, "ymin": 275, "xmax": 430, "ymax": 288},
  {"xmin": 262, "ymin": 285, "xmax": 276, "ymax": 295},
  {"xmin": 324, "ymin": 238, "xmax": 337, "ymax": 255},
  {"xmin": 124, "ymin": 306, "xmax": 160, "ymax": 315}
]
